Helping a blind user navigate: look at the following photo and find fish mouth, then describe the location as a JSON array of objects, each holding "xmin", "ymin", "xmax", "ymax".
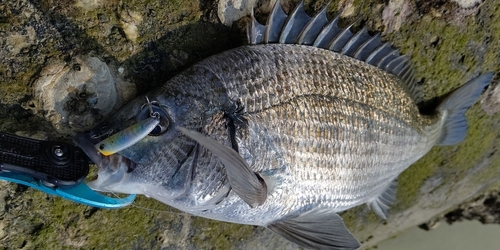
[{"xmin": 73, "ymin": 132, "xmax": 136, "ymax": 173}]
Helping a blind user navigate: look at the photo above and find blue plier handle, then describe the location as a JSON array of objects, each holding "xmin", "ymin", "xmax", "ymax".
[{"xmin": 0, "ymin": 132, "xmax": 135, "ymax": 208}]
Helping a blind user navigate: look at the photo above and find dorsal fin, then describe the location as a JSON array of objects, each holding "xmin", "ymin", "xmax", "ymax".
[{"xmin": 248, "ymin": 0, "xmax": 423, "ymax": 104}]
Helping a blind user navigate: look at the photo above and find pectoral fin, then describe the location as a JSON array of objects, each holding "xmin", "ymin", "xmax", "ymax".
[
  {"xmin": 268, "ymin": 208, "xmax": 360, "ymax": 250},
  {"xmin": 176, "ymin": 126, "xmax": 267, "ymax": 207}
]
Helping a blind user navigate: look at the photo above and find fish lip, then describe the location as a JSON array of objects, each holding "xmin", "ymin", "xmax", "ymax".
[
  {"xmin": 73, "ymin": 132, "xmax": 135, "ymax": 172},
  {"xmin": 73, "ymin": 132, "xmax": 104, "ymax": 166}
]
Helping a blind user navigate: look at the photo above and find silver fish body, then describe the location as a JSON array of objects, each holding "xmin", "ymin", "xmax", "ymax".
[
  {"xmin": 74, "ymin": 2, "xmax": 493, "ymax": 249},
  {"xmin": 160, "ymin": 44, "xmax": 441, "ymax": 215}
]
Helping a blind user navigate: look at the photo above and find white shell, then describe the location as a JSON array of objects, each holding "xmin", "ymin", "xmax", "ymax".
[{"xmin": 217, "ymin": 0, "xmax": 258, "ymax": 26}]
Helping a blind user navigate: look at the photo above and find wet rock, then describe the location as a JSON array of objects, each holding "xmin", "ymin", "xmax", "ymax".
[
  {"xmin": 218, "ymin": 0, "xmax": 258, "ymax": 26},
  {"xmin": 31, "ymin": 55, "xmax": 135, "ymax": 134},
  {"xmin": 481, "ymin": 79, "xmax": 500, "ymax": 115},
  {"xmin": 119, "ymin": 9, "xmax": 143, "ymax": 43},
  {"xmin": 338, "ymin": 0, "xmax": 357, "ymax": 17},
  {"xmin": 418, "ymin": 189, "xmax": 500, "ymax": 231},
  {"xmin": 451, "ymin": 0, "xmax": 483, "ymax": 8},
  {"xmin": 382, "ymin": 0, "xmax": 413, "ymax": 33},
  {"xmin": 445, "ymin": 190, "xmax": 500, "ymax": 224}
]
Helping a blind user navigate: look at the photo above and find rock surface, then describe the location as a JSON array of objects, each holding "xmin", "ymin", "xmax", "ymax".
[
  {"xmin": 431, "ymin": 190, "xmax": 500, "ymax": 227},
  {"xmin": 32, "ymin": 55, "xmax": 136, "ymax": 134},
  {"xmin": 0, "ymin": 0, "xmax": 500, "ymax": 249},
  {"xmin": 218, "ymin": 0, "xmax": 258, "ymax": 26}
]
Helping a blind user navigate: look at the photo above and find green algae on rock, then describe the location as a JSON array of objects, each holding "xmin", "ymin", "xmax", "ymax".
[{"xmin": 1, "ymin": 0, "xmax": 500, "ymax": 249}]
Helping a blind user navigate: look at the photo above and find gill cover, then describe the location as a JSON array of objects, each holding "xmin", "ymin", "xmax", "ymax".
[{"xmin": 177, "ymin": 127, "xmax": 267, "ymax": 208}]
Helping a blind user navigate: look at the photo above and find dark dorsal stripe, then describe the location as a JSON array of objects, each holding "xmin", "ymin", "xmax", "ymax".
[{"xmin": 248, "ymin": 0, "xmax": 423, "ymax": 104}]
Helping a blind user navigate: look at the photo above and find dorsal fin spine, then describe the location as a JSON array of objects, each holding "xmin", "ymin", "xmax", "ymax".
[
  {"xmin": 401, "ymin": 65, "xmax": 413, "ymax": 81},
  {"xmin": 341, "ymin": 27, "xmax": 370, "ymax": 56},
  {"xmin": 377, "ymin": 51, "xmax": 399, "ymax": 69},
  {"xmin": 265, "ymin": 0, "xmax": 287, "ymax": 43},
  {"xmin": 397, "ymin": 57, "xmax": 411, "ymax": 73},
  {"xmin": 312, "ymin": 16, "xmax": 341, "ymax": 48},
  {"xmin": 399, "ymin": 63, "xmax": 413, "ymax": 81},
  {"xmin": 249, "ymin": 11, "xmax": 265, "ymax": 45},
  {"xmin": 279, "ymin": 1, "xmax": 311, "ymax": 44},
  {"xmin": 248, "ymin": 1, "xmax": 423, "ymax": 103},
  {"xmin": 297, "ymin": 5, "xmax": 329, "ymax": 45},
  {"xmin": 386, "ymin": 55, "xmax": 408, "ymax": 75},
  {"xmin": 365, "ymin": 42, "xmax": 390, "ymax": 65},
  {"xmin": 328, "ymin": 22, "xmax": 355, "ymax": 52},
  {"xmin": 353, "ymin": 33, "xmax": 382, "ymax": 61}
]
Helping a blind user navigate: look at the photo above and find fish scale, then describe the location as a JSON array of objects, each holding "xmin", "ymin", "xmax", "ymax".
[
  {"xmin": 243, "ymin": 95, "xmax": 432, "ymax": 208},
  {"xmin": 188, "ymin": 45, "xmax": 423, "ymax": 128}
]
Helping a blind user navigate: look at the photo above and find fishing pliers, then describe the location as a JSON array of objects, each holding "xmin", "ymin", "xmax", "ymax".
[{"xmin": 0, "ymin": 132, "xmax": 134, "ymax": 208}]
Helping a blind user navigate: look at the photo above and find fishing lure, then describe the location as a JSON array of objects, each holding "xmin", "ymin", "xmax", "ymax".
[{"xmin": 95, "ymin": 98, "xmax": 161, "ymax": 156}]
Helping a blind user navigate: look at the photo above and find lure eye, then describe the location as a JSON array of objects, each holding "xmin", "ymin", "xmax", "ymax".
[{"xmin": 138, "ymin": 104, "xmax": 170, "ymax": 136}]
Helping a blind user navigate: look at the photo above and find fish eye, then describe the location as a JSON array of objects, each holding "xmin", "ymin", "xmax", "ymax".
[{"xmin": 138, "ymin": 104, "xmax": 170, "ymax": 136}]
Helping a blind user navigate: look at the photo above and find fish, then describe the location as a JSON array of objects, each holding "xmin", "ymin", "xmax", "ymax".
[{"xmin": 74, "ymin": 1, "xmax": 494, "ymax": 249}]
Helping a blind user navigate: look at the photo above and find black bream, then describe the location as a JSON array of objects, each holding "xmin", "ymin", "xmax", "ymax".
[{"xmin": 74, "ymin": 1, "xmax": 493, "ymax": 249}]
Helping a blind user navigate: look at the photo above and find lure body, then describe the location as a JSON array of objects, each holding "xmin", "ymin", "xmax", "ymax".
[{"xmin": 95, "ymin": 116, "xmax": 160, "ymax": 156}]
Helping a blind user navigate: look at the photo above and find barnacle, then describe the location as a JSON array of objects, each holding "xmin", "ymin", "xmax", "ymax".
[{"xmin": 31, "ymin": 55, "xmax": 136, "ymax": 134}]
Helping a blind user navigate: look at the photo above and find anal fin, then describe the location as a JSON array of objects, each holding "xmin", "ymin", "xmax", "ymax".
[
  {"xmin": 176, "ymin": 126, "xmax": 267, "ymax": 207},
  {"xmin": 268, "ymin": 208, "xmax": 360, "ymax": 250},
  {"xmin": 367, "ymin": 179, "xmax": 397, "ymax": 220}
]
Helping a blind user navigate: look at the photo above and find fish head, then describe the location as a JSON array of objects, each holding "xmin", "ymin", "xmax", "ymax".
[{"xmin": 74, "ymin": 92, "xmax": 201, "ymax": 195}]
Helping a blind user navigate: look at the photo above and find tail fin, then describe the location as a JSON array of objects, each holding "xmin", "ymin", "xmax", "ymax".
[{"xmin": 436, "ymin": 72, "xmax": 494, "ymax": 145}]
